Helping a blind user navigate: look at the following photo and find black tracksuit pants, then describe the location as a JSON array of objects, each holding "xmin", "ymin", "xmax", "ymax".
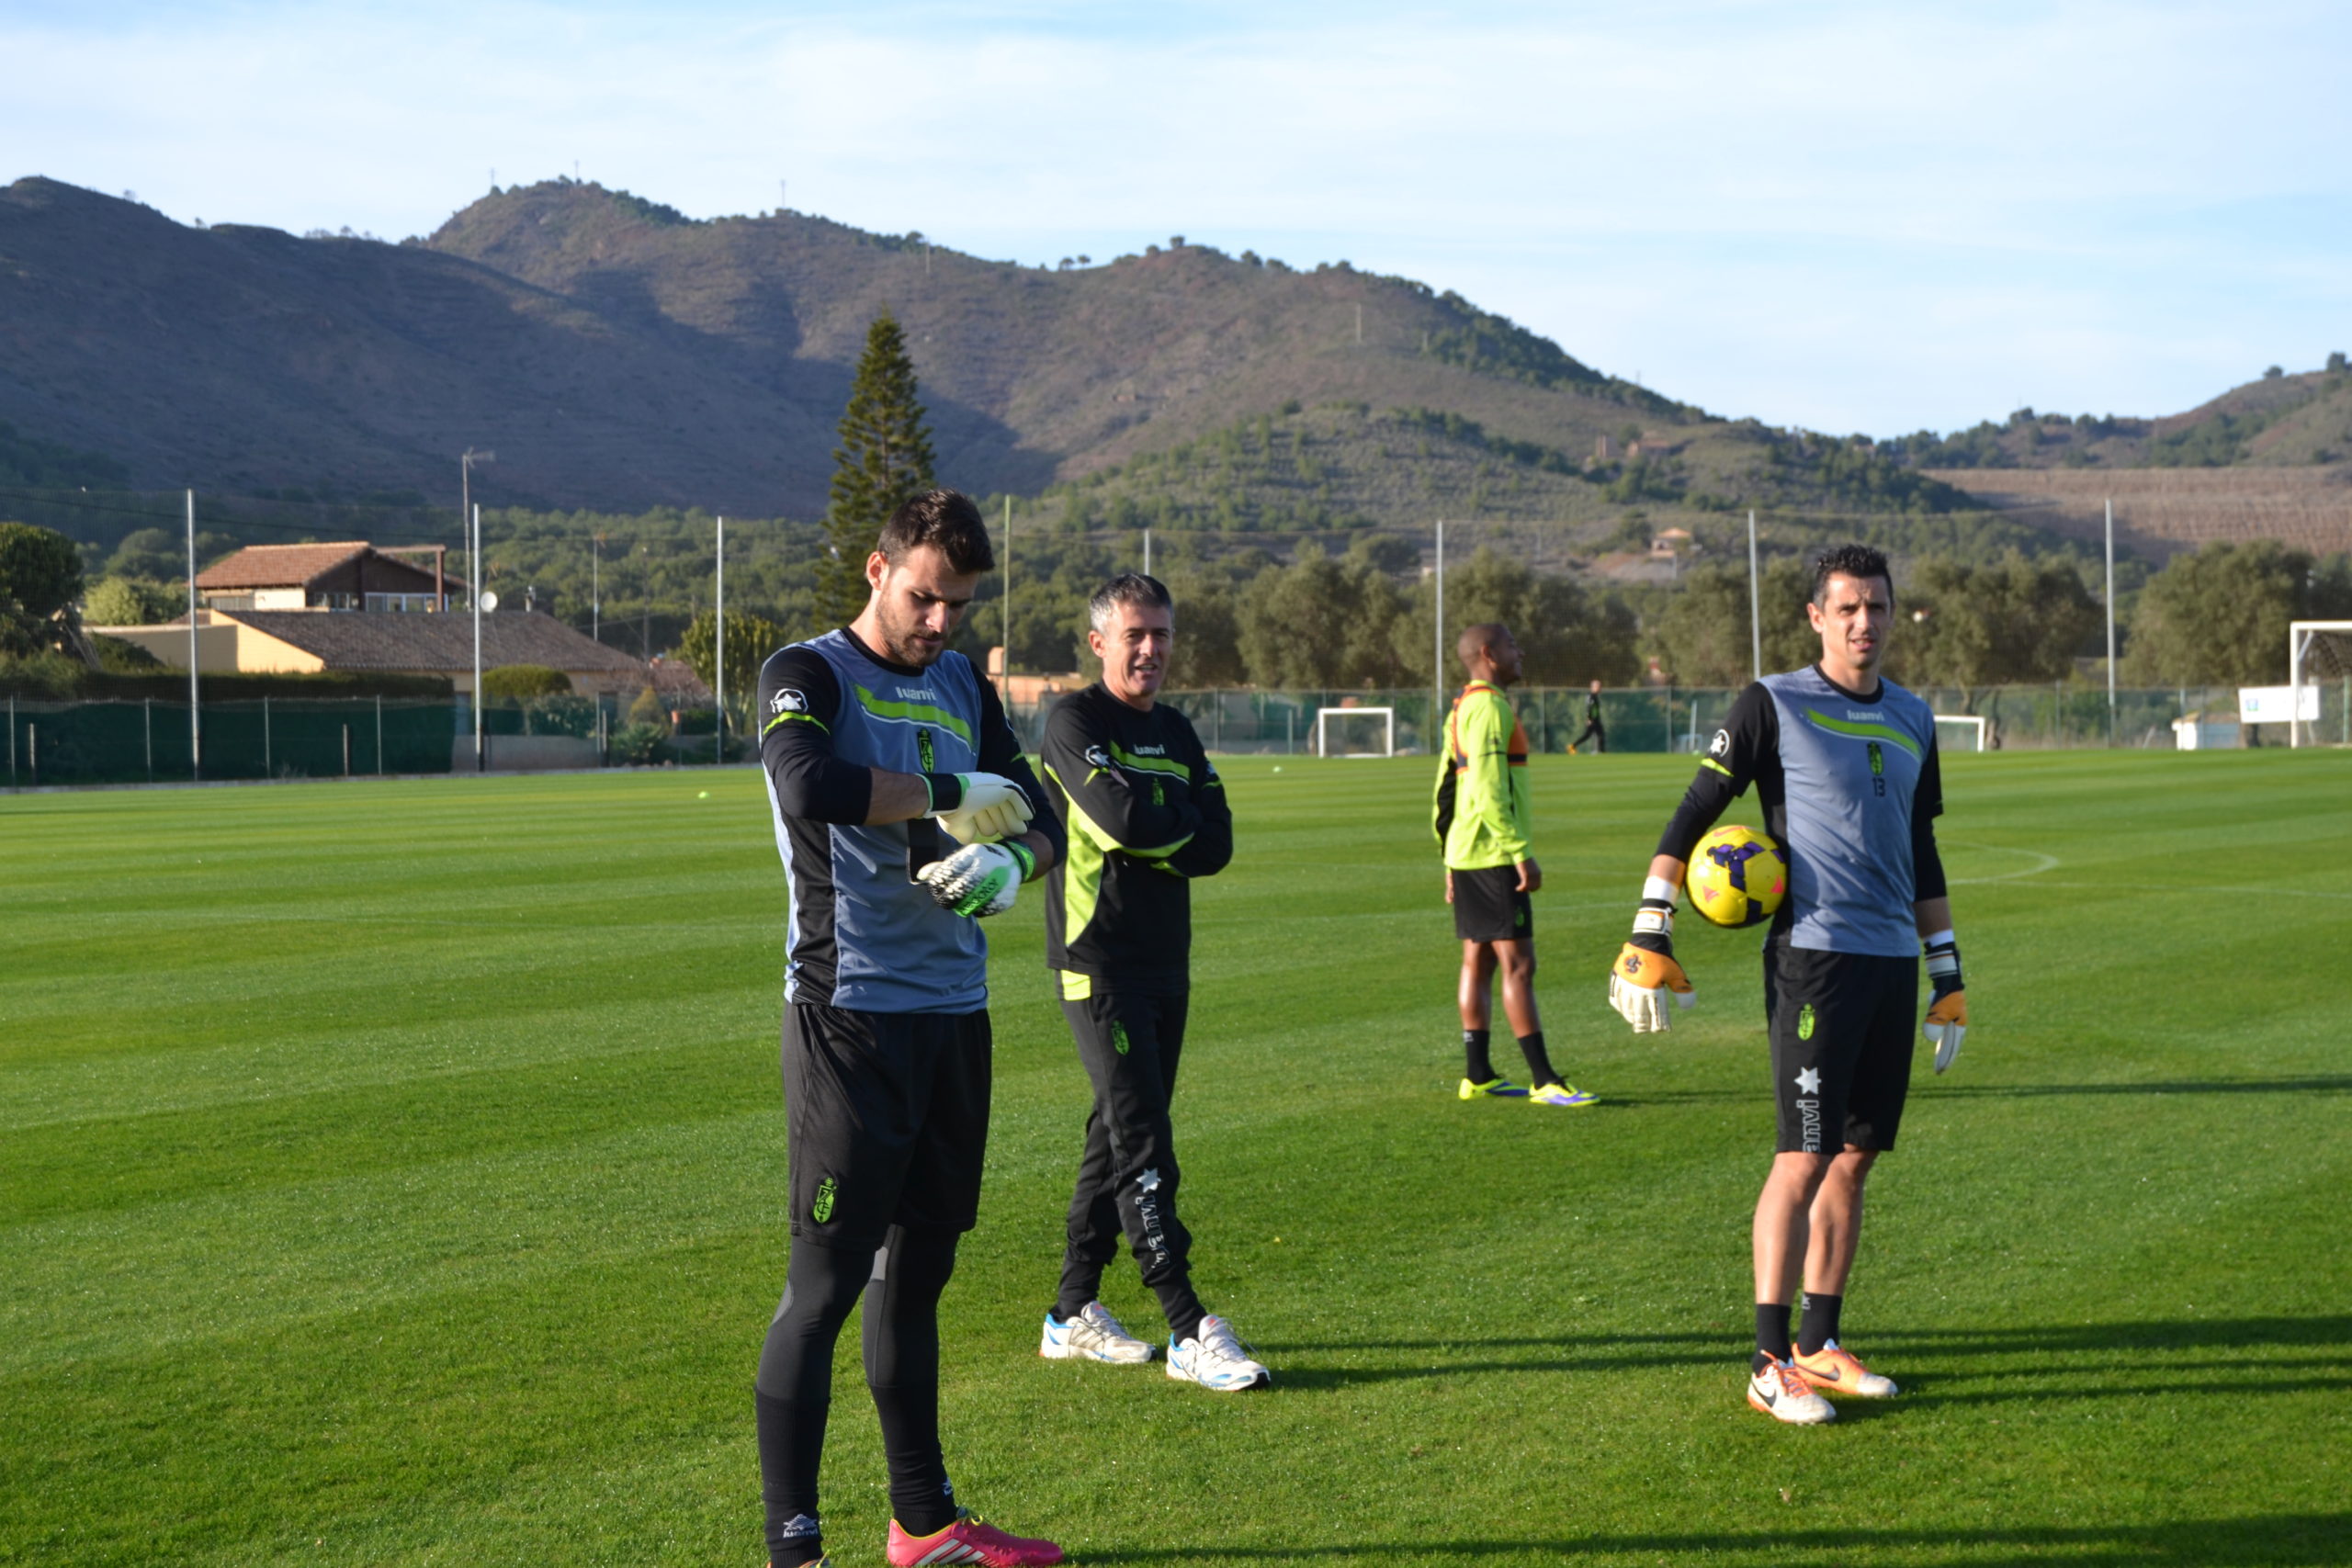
[{"xmin": 1055, "ymin": 983, "xmax": 1206, "ymax": 1339}]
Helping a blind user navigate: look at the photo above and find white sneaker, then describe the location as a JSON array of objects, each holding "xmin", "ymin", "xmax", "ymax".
[
  {"xmin": 1040, "ymin": 1302, "xmax": 1154, "ymax": 1364},
  {"xmin": 1167, "ymin": 1314, "xmax": 1272, "ymax": 1392},
  {"xmin": 1747, "ymin": 1357, "xmax": 1836, "ymax": 1425}
]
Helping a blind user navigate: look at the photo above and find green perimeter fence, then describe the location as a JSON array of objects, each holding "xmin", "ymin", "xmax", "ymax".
[
  {"xmin": 1008, "ymin": 683, "xmax": 2341, "ymax": 756},
  {"xmin": 8, "ymin": 682, "xmax": 2346, "ymax": 788},
  {"xmin": 0, "ymin": 695, "xmax": 639, "ymax": 787}
]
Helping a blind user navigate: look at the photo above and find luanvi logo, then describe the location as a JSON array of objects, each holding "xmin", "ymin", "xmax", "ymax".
[
  {"xmin": 812, "ymin": 1176, "xmax": 838, "ymax": 1224},
  {"xmin": 772, "ymin": 689, "xmax": 808, "ymax": 715},
  {"xmin": 1083, "ymin": 744, "xmax": 1113, "ymax": 771},
  {"xmin": 896, "ymin": 687, "xmax": 939, "ymax": 703},
  {"xmin": 1709, "ymin": 728, "xmax": 1730, "ymax": 758}
]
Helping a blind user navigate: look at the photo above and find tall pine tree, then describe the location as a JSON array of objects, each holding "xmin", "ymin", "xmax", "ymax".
[{"xmin": 819, "ymin": 312, "xmax": 936, "ymax": 625}]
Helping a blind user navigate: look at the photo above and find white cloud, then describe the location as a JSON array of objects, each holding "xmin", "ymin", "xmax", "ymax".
[{"xmin": 3, "ymin": 0, "xmax": 2346, "ymax": 433}]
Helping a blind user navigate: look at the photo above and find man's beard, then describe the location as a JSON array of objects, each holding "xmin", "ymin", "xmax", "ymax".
[{"xmin": 873, "ymin": 605, "xmax": 944, "ymax": 669}]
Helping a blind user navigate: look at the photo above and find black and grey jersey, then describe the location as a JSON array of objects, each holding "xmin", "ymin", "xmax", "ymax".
[
  {"xmin": 1658, "ymin": 664, "xmax": 1946, "ymax": 957},
  {"xmin": 1040, "ymin": 684, "xmax": 1232, "ymax": 986},
  {"xmin": 756, "ymin": 626, "xmax": 1058, "ymax": 1013}
]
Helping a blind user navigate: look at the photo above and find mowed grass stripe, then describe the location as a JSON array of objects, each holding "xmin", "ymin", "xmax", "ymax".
[{"xmin": 4, "ymin": 751, "xmax": 2347, "ymax": 1566}]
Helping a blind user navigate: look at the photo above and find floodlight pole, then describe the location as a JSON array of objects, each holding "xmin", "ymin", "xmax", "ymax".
[
  {"xmin": 715, "ymin": 514, "xmax": 726, "ymax": 766},
  {"xmin": 1433, "ymin": 519, "xmax": 1446, "ymax": 738},
  {"xmin": 1747, "ymin": 509, "xmax": 1762, "ymax": 681},
  {"xmin": 1002, "ymin": 494, "xmax": 1013, "ymax": 679},
  {"xmin": 592, "ymin": 533, "xmax": 602, "ymax": 641},
  {"xmin": 186, "ymin": 489, "xmax": 200, "ymax": 778},
  {"xmin": 471, "ymin": 502, "xmax": 484, "ymax": 772},
  {"xmin": 2104, "ymin": 497, "xmax": 2117, "ymax": 742},
  {"xmin": 460, "ymin": 449, "xmax": 494, "ymax": 773}
]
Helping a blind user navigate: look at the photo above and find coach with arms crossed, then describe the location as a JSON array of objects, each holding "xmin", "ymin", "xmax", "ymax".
[
  {"xmin": 752, "ymin": 491, "xmax": 1069, "ymax": 1568},
  {"xmin": 1607, "ymin": 543, "xmax": 1969, "ymax": 1426},
  {"xmin": 1035, "ymin": 574, "xmax": 1270, "ymax": 1390}
]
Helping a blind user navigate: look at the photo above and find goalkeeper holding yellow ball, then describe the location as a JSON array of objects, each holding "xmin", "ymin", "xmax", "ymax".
[{"xmin": 1607, "ymin": 544, "xmax": 1967, "ymax": 1427}]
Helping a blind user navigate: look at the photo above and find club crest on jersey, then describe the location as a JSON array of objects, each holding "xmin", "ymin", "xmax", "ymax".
[
  {"xmin": 1797, "ymin": 1004, "xmax": 1816, "ymax": 1041},
  {"xmin": 771, "ymin": 689, "xmax": 808, "ymax": 715},
  {"xmin": 812, "ymin": 1175, "xmax": 839, "ymax": 1224}
]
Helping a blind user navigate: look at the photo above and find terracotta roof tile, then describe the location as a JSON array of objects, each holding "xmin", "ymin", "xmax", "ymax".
[
  {"xmin": 224, "ymin": 609, "xmax": 649, "ymax": 677},
  {"xmin": 195, "ymin": 542, "xmax": 375, "ymax": 590}
]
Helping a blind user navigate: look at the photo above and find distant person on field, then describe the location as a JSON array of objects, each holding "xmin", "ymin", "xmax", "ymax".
[
  {"xmin": 1433, "ymin": 622, "xmax": 1598, "ymax": 1109},
  {"xmin": 1034, "ymin": 574, "xmax": 1268, "ymax": 1390},
  {"xmin": 751, "ymin": 490, "xmax": 1069, "ymax": 1568},
  {"xmin": 1606, "ymin": 543, "xmax": 1967, "ymax": 1427},
  {"xmin": 1569, "ymin": 679, "xmax": 1607, "ymax": 754}
]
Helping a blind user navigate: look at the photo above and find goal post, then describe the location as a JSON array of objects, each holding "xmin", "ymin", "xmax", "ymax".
[
  {"xmin": 2288, "ymin": 621, "xmax": 2352, "ymax": 748},
  {"xmin": 1314, "ymin": 706, "xmax": 1396, "ymax": 758},
  {"xmin": 1932, "ymin": 714, "xmax": 1988, "ymax": 753}
]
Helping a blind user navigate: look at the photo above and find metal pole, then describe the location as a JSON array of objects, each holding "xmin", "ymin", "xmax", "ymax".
[
  {"xmin": 377, "ymin": 694, "xmax": 383, "ymax": 774},
  {"xmin": 592, "ymin": 534, "xmax": 601, "ymax": 641},
  {"xmin": 263, "ymin": 695, "xmax": 272, "ymax": 777},
  {"xmin": 1144, "ymin": 526, "xmax": 1152, "ymax": 578},
  {"xmin": 2105, "ymin": 497, "xmax": 2117, "ymax": 740},
  {"xmin": 471, "ymin": 502, "xmax": 484, "ymax": 772},
  {"xmin": 1747, "ymin": 510, "xmax": 1762, "ymax": 681},
  {"xmin": 187, "ymin": 489, "xmax": 200, "ymax": 779},
  {"xmin": 1002, "ymin": 495, "xmax": 1013, "ymax": 677},
  {"xmin": 343, "ymin": 724, "xmax": 351, "ymax": 777},
  {"xmin": 145, "ymin": 697, "xmax": 153, "ymax": 781},
  {"xmin": 716, "ymin": 515, "xmax": 726, "ymax": 765},
  {"xmin": 1433, "ymin": 520, "xmax": 1446, "ymax": 739}
]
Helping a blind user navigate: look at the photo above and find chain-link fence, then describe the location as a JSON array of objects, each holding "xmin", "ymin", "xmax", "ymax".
[{"xmin": 1004, "ymin": 684, "xmax": 2280, "ymax": 755}]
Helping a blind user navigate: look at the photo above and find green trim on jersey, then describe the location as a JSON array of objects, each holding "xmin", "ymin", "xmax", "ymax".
[
  {"xmin": 762, "ymin": 710, "xmax": 830, "ymax": 739},
  {"xmin": 852, "ymin": 683, "xmax": 975, "ymax": 747},
  {"xmin": 1046, "ymin": 761, "xmax": 1196, "ymax": 861},
  {"xmin": 1108, "ymin": 743, "xmax": 1194, "ymax": 783},
  {"xmin": 1800, "ymin": 707, "xmax": 1922, "ymax": 758}
]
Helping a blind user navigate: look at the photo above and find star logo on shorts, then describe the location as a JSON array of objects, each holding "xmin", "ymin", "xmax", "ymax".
[{"xmin": 1793, "ymin": 1066, "xmax": 1822, "ymax": 1095}]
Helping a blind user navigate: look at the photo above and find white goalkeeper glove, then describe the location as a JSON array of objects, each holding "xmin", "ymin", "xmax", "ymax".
[
  {"xmin": 1923, "ymin": 931, "xmax": 1967, "ymax": 1073},
  {"xmin": 1608, "ymin": 877, "xmax": 1695, "ymax": 1032},
  {"xmin": 932, "ymin": 772, "xmax": 1035, "ymax": 844},
  {"xmin": 917, "ymin": 840, "xmax": 1036, "ymax": 919}
]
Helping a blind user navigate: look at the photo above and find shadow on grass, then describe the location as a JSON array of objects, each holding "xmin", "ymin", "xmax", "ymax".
[
  {"xmin": 1923, "ymin": 1076, "xmax": 2352, "ymax": 1099},
  {"xmin": 1081, "ymin": 1512, "xmax": 2352, "ymax": 1566},
  {"xmin": 1261, "ymin": 1316, "xmax": 2352, "ymax": 1393}
]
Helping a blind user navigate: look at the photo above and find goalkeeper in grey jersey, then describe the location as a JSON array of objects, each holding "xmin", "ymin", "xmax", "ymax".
[{"xmin": 1607, "ymin": 544, "xmax": 1969, "ymax": 1426}]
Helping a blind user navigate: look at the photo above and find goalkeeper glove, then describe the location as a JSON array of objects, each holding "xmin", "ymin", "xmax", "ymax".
[
  {"xmin": 1923, "ymin": 931, "xmax": 1966, "ymax": 1073},
  {"xmin": 1608, "ymin": 876, "xmax": 1695, "ymax": 1033},
  {"xmin": 918, "ymin": 840, "xmax": 1036, "ymax": 919},
  {"xmin": 931, "ymin": 772, "xmax": 1035, "ymax": 844}
]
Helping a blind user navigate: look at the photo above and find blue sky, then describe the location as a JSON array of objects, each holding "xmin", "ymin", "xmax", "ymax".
[{"xmin": 6, "ymin": 1, "xmax": 2347, "ymax": 435}]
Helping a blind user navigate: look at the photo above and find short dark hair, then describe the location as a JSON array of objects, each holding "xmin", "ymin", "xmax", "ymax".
[
  {"xmin": 1088, "ymin": 572, "xmax": 1172, "ymax": 631},
  {"xmin": 877, "ymin": 489, "xmax": 995, "ymax": 574},
  {"xmin": 1811, "ymin": 543, "xmax": 1894, "ymax": 605}
]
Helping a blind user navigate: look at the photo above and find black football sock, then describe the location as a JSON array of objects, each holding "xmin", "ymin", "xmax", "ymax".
[
  {"xmin": 1754, "ymin": 1303, "xmax": 1793, "ymax": 1371},
  {"xmin": 755, "ymin": 1241, "xmax": 869, "ymax": 1566},
  {"xmin": 1515, "ymin": 1032, "xmax": 1560, "ymax": 1087},
  {"xmin": 1463, "ymin": 1029, "xmax": 1496, "ymax": 1082},
  {"xmin": 865, "ymin": 1225, "xmax": 962, "ymax": 1537},
  {"xmin": 1797, "ymin": 1292, "xmax": 1843, "ymax": 1357}
]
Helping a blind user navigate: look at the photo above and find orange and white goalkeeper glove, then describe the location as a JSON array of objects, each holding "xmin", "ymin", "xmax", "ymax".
[
  {"xmin": 1609, "ymin": 877, "xmax": 1695, "ymax": 1032},
  {"xmin": 1923, "ymin": 931, "xmax": 1966, "ymax": 1072}
]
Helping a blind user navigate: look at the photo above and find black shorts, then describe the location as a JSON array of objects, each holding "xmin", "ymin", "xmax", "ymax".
[
  {"xmin": 1764, "ymin": 947, "xmax": 1918, "ymax": 1155},
  {"xmin": 1452, "ymin": 864, "xmax": 1532, "ymax": 943},
  {"xmin": 781, "ymin": 1001, "xmax": 990, "ymax": 1249}
]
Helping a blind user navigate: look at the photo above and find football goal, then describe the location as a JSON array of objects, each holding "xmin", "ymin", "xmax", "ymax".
[
  {"xmin": 2288, "ymin": 621, "xmax": 2352, "ymax": 748},
  {"xmin": 1315, "ymin": 706, "xmax": 1396, "ymax": 758},
  {"xmin": 1933, "ymin": 714, "xmax": 1988, "ymax": 753}
]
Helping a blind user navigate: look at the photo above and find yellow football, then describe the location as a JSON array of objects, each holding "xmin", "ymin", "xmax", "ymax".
[{"xmin": 1686, "ymin": 824, "xmax": 1788, "ymax": 930}]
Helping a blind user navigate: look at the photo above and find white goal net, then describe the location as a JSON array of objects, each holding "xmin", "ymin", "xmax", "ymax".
[
  {"xmin": 2289, "ymin": 621, "xmax": 2352, "ymax": 747},
  {"xmin": 1314, "ymin": 706, "xmax": 1396, "ymax": 758},
  {"xmin": 1933, "ymin": 714, "xmax": 1988, "ymax": 753}
]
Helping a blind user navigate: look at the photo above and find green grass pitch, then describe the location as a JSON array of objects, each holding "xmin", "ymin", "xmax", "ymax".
[{"xmin": 3, "ymin": 750, "xmax": 2346, "ymax": 1566}]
